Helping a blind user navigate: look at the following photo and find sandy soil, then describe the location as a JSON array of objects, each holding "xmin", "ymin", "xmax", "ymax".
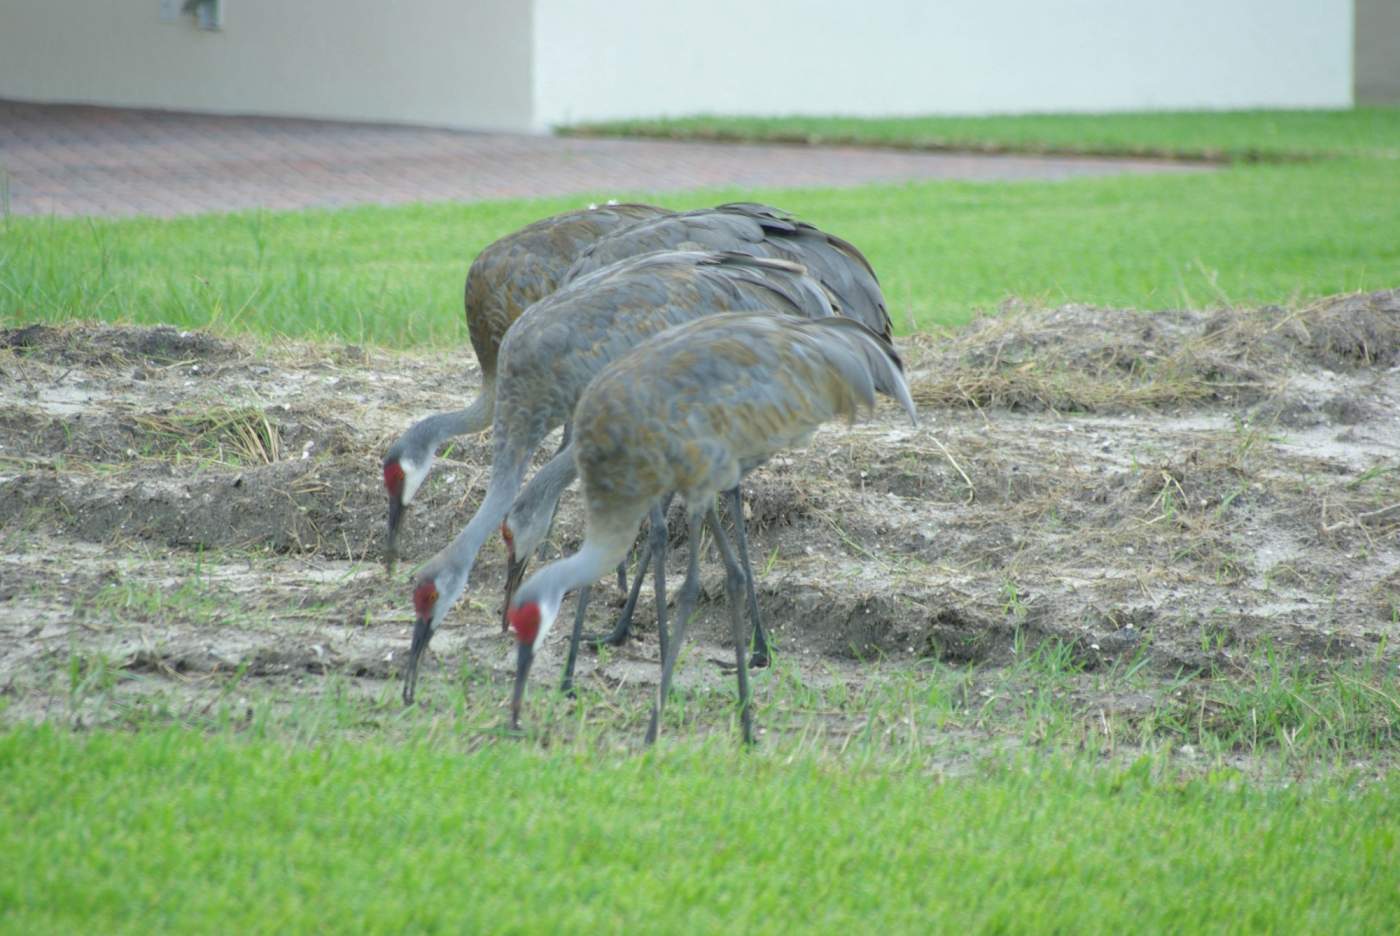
[{"xmin": 2, "ymin": 291, "xmax": 1397, "ymax": 734}]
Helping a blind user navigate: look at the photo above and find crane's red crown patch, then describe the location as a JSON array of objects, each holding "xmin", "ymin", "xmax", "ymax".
[
  {"xmin": 509, "ymin": 602, "xmax": 541, "ymax": 645},
  {"xmin": 412, "ymin": 580, "xmax": 438, "ymax": 619},
  {"xmin": 383, "ymin": 460, "xmax": 406, "ymax": 496}
]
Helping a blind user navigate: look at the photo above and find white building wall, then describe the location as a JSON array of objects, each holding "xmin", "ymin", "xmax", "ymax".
[
  {"xmin": 0, "ymin": 0, "xmax": 535, "ymax": 131},
  {"xmin": 533, "ymin": 0, "xmax": 1354, "ymax": 129},
  {"xmin": 0, "ymin": 1, "xmax": 1356, "ymax": 131}
]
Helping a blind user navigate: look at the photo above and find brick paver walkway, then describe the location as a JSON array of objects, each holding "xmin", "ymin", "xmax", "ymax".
[{"xmin": 1, "ymin": 100, "xmax": 1209, "ymax": 218}]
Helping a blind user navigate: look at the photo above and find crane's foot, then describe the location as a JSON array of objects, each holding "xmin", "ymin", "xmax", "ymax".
[
  {"xmin": 709, "ymin": 651, "xmax": 770, "ymax": 673},
  {"xmin": 584, "ymin": 629, "xmax": 632, "ymax": 650},
  {"xmin": 705, "ymin": 646, "xmax": 772, "ymax": 668}
]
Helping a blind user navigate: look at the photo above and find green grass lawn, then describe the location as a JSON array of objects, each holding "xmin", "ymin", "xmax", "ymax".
[
  {"xmin": 5, "ymin": 109, "xmax": 1399, "ymax": 932},
  {"xmin": 3, "ymin": 157, "xmax": 1396, "ymax": 344},
  {"xmin": 3, "ymin": 726, "xmax": 1396, "ymax": 934},
  {"xmin": 566, "ymin": 107, "xmax": 1400, "ymax": 161}
]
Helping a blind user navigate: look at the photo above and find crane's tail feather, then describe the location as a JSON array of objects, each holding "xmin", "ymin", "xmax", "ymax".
[
  {"xmin": 806, "ymin": 317, "xmax": 919, "ymax": 427},
  {"xmin": 708, "ymin": 204, "xmax": 889, "ymax": 341},
  {"xmin": 706, "ymin": 203, "xmax": 887, "ymax": 338},
  {"xmin": 728, "ymin": 209, "xmax": 890, "ymax": 341}
]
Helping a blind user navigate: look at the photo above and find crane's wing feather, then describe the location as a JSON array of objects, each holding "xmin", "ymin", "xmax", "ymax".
[
  {"xmin": 801, "ymin": 317, "xmax": 918, "ymax": 426},
  {"xmin": 573, "ymin": 312, "xmax": 918, "ymax": 515},
  {"xmin": 563, "ymin": 204, "xmax": 891, "ymax": 341},
  {"xmin": 465, "ymin": 203, "xmax": 670, "ymax": 376}
]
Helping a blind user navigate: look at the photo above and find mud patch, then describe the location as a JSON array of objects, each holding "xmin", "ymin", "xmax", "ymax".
[
  {"xmin": 2, "ymin": 294, "xmax": 1398, "ymax": 744},
  {"xmin": 2, "ymin": 322, "xmax": 241, "ymax": 367}
]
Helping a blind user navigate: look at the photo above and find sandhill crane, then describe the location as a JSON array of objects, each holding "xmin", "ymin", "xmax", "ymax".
[
  {"xmin": 505, "ymin": 313, "xmax": 918, "ymax": 744},
  {"xmin": 400, "ymin": 251, "xmax": 841, "ymax": 704},
  {"xmin": 384, "ymin": 202, "xmax": 889, "ymax": 572},
  {"xmin": 381, "ymin": 202, "xmax": 670, "ymax": 571},
  {"xmin": 498, "ymin": 204, "xmax": 893, "ymax": 662}
]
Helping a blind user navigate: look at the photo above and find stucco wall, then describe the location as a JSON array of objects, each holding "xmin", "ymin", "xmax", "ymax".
[
  {"xmin": 0, "ymin": 1, "xmax": 1358, "ymax": 131},
  {"xmin": 0, "ymin": 0, "xmax": 534, "ymax": 130},
  {"xmin": 533, "ymin": 0, "xmax": 1354, "ymax": 128}
]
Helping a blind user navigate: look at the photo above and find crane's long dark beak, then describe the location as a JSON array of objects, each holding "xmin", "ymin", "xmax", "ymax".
[
  {"xmin": 510, "ymin": 640, "xmax": 535, "ymax": 730},
  {"xmin": 402, "ymin": 614, "xmax": 432, "ymax": 705},
  {"xmin": 501, "ymin": 554, "xmax": 531, "ymax": 633},
  {"xmin": 385, "ymin": 496, "xmax": 405, "ymax": 575}
]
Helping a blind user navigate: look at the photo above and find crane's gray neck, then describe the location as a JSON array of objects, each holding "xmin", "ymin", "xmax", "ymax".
[
  {"xmin": 510, "ymin": 444, "xmax": 578, "ymax": 556},
  {"xmin": 421, "ymin": 439, "xmax": 533, "ymax": 626},
  {"xmin": 527, "ymin": 444, "xmax": 578, "ymax": 507},
  {"xmin": 517, "ymin": 504, "xmax": 643, "ymax": 610},
  {"xmin": 519, "ymin": 534, "xmax": 631, "ymax": 642},
  {"xmin": 390, "ymin": 382, "xmax": 497, "ymax": 464}
]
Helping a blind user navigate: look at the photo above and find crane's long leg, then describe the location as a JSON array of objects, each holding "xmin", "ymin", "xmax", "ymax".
[
  {"xmin": 588, "ymin": 534, "xmax": 648, "ymax": 648},
  {"xmin": 645, "ymin": 508, "xmax": 702, "ymax": 745},
  {"xmin": 725, "ymin": 487, "xmax": 771, "ymax": 669},
  {"xmin": 587, "ymin": 496, "xmax": 671, "ymax": 648},
  {"xmin": 559, "ymin": 583, "xmax": 591, "ymax": 696},
  {"xmin": 708, "ymin": 506, "xmax": 755, "ymax": 745},
  {"xmin": 651, "ymin": 504, "xmax": 670, "ymax": 678},
  {"xmin": 608, "ymin": 537, "xmax": 650, "ymax": 645},
  {"xmin": 556, "ymin": 542, "xmax": 646, "ymax": 697}
]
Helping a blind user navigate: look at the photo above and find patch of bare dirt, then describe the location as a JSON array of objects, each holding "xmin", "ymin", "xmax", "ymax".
[
  {"xmin": 2, "ymin": 322, "xmax": 242, "ymax": 367},
  {"xmin": 1, "ymin": 294, "xmax": 1397, "ymax": 731}
]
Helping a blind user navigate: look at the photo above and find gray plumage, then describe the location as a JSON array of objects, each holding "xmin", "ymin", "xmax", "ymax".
[
  {"xmin": 401, "ymin": 251, "xmax": 842, "ymax": 704},
  {"xmin": 506, "ymin": 312, "xmax": 918, "ymax": 741},
  {"xmin": 381, "ymin": 202, "xmax": 670, "ymax": 570},
  {"xmin": 502, "ymin": 205, "xmax": 893, "ymax": 606},
  {"xmin": 574, "ymin": 314, "xmax": 915, "ymax": 530},
  {"xmin": 566, "ymin": 202, "xmax": 890, "ymax": 341}
]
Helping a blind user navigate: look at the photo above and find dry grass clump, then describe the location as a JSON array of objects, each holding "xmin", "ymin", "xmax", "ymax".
[
  {"xmin": 132, "ymin": 406, "xmax": 281, "ymax": 465},
  {"xmin": 907, "ymin": 289, "xmax": 1399, "ymax": 414}
]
